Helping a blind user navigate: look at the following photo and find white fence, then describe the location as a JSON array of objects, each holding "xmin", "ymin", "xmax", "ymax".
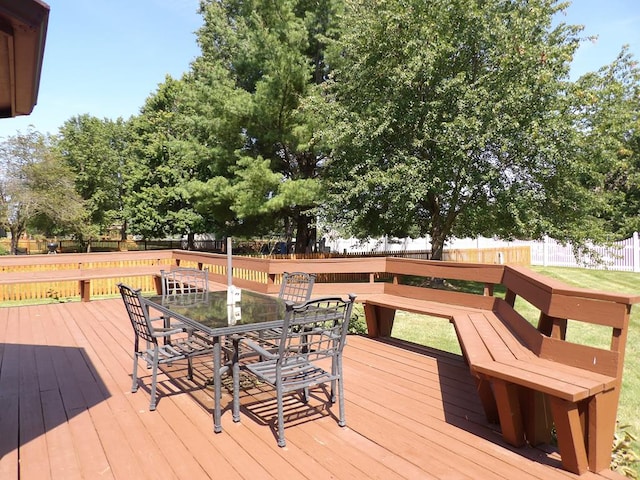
[
  {"xmin": 527, "ymin": 234, "xmax": 640, "ymax": 272},
  {"xmin": 325, "ymin": 233, "xmax": 640, "ymax": 272}
]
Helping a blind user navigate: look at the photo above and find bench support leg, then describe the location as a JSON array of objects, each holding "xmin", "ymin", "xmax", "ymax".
[
  {"xmin": 520, "ymin": 389, "xmax": 552, "ymax": 446},
  {"xmin": 153, "ymin": 275, "xmax": 163, "ymax": 295},
  {"xmin": 492, "ymin": 379, "xmax": 526, "ymax": 447},
  {"xmin": 475, "ymin": 376, "xmax": 499, "ymax": 424},
  {"xmin": 587, "ymin": 389, "xmax": 618, "ymax": 473},
  {"xmin": 363, "ymin": 304, "xmax": 395, "ymax": 338},
  {"xmin": 549, "ymin": 397, "xmax": 588, "ymax": 475}
]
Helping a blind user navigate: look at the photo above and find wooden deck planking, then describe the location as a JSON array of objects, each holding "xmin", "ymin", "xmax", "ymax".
[
  {"xmin": 0, "ymin": 298, "xmax": 626, "ymax": 480},
  {"xmin": 62, "ymin": 302, "xmax": 201, "ymax": 480}
]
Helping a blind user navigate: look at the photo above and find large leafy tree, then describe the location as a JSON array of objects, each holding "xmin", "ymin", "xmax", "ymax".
[
  {"xmin": 317, "ymin": 0, "xmax": 600, "ymax": 259},
  {"xmin": 571, "ymin": 48, "xmax": 640, "ymax": 238},
  {"xmin": 126, "ymin": 76, "xmax": 210, "ymax": 243},
  {"xmin": 0, "ymin": 128, "xmax": 88, "ymax": 253},
  {"xmin": 58, "ymin": 115, "xmax": 129, "ymax": 239},
  {"xmin": 185, "ymin": 0, "xmax": 339, "ymax": 251}
]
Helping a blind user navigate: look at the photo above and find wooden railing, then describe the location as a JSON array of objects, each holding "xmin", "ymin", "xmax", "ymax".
[{"xmin": 0, "ymin": 251, "xmax": 175, "ymax": 302}]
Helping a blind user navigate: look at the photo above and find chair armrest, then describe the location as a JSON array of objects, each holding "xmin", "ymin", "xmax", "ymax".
[
  {"xmin": 152, "ymin": 327, "xmax": 185, "ymax": 338},
  {"xmin": 239, "ymin": 337, "xmax": 278, "ymax": 359},
  {"xmin": 307, "ymin": 326, "xmax": 340, "ymax": 341}
]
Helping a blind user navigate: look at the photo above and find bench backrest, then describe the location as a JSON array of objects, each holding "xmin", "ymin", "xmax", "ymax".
[
  {"xmin": 376, "ymin": 258, "xmax": 638, "ymax": 382},
  {"xmin": 502, "ymin": 265, "xmax": 638, "ymax": 380}
]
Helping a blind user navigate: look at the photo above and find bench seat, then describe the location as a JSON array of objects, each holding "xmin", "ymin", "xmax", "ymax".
[
  {"xmin": 473, "ymin": 359, "xmax": 615, "ymax": 401},
  {"xmin": 362, "ymin": 291, "xmax": 626, "ymax": 475},
  {"xmin": 362, "ymin": 292, "xmax": 483, "ymax": 337}
]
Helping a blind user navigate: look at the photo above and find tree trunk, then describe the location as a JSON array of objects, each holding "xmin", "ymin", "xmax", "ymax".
[
  {"xmin": 120, "ymin": 219, "xmax": 127, "ymax": 242},
  {"xmin": 9, "ymin": 224, "xmax": 25, "ymax": 255},
  {"xmin": 186, "ymin": 232, "xmax": 195, "ymax": 250},
  {"xmin": 294, "ymin": 213, "xmax": 316, "ymax": 253},
  {"xmin": 430, "ymin": 230, "xmax": 446, "ymax": 261},
  {"xmin": 428, "ymin": 224, "xmax": 448, "ymax": 287}
]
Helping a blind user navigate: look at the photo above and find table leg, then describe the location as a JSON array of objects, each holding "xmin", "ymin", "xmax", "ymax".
[
  {"xmin": 232, "ymin": 336, "xmax": 240, "ymax": 422},
  {"xmin": 213, "ymin": 337, "xmax": 222, "ymax": 433}
]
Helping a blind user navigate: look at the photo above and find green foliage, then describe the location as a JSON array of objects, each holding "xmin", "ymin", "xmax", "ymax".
[
  {"xmin": 126, "ymin": 77, "xmax": 209, "ymax": 239},
  {"xmin": 612, "ymin": 423, "xmax": 640, "ymax": 479},
  {"xmin": 32, "ymin": 0, "xmax": 640, "ymax": 256},
  {"xmin": 46, "ymin": 289, "xmax": 69, "ymax": 303},
  {"xmin": 571, "ymin": 48, "xmax": 640, "ymax": 240},
  {"xmin": 182, "ymin": 0, "xmax": 337, "ymax": 248},
  {"xmin": 0, "ymin": 128, "xmax": 88, "ymax": 253},
  {"xmin": 57, "ymin": 115, "xmax": 129, "ymax": 238},
  {"xmin": 315, "ymin": 0, "xmax": 604, "ymax": 257},
  {"xmin": 347, "ymin": 304, "xmax": 368, "ymax": 335}
]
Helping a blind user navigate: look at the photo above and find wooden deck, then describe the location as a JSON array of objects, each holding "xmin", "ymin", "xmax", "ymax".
[{"xmin": 0, "ymin": 298, "xmax": 625, "ymax": 480}]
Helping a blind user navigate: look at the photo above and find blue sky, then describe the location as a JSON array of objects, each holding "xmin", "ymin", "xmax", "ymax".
[{"xmin": 0, "ymin": 0, "xmax": 638, "ymax": 140}]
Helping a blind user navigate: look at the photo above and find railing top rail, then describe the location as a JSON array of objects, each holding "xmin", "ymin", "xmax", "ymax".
[
  {"xmin": 0, "ymin": 249, "xmax": 174, "ymax": 267},
  {"xmin": 504, "ymin": 265, "xmax": 640, "ymax": 305},
  {"xmin": 266, "ymin": 256, "xmax": 388, "ymax": 274},
  {"xmin": 385, "ymin": 257, "xmax": 506, "ymax": 283}
]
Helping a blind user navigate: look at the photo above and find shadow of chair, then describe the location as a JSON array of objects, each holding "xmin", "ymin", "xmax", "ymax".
[
  {"xmin": 235, "ymin": 294, "xmax": 356, "ymax": 447},
  {"xmin": 118, "ymin": 283, "xmax": 214, "ymax": 410}
]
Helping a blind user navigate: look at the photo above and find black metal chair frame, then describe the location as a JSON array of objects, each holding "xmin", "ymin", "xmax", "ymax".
[
  {"xmin": 278, "ymin": 271, "xmax": 316, "ymax": 304},
  {"xmin": 160, "ymin": 267, "xmax": 209, "ymax": 296},
  {"xmin": 235, "ymin": 294, "xmax": 356, "ymax": 447},
  {"xmin": 118, "ymin": 283, "xmax": 214, "ymax": 411},
  {"xmin": 251, "ymin": 271, "xmax": 317, "ymax": 346}
]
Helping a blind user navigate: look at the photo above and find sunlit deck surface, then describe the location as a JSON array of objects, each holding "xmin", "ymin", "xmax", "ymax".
[{"xmin": 0, "ymin": 295, "xmax": 625, "ymax": 480}]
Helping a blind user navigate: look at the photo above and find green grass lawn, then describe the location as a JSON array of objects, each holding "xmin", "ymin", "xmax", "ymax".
[{"xmin": 388, "ymin": 266, "xmax": 640, "ymax": 476}]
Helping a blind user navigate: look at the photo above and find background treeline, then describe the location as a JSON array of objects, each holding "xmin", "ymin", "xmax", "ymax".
[{"xmin": 0, "ymin": 0, "xmax": 638, "ymax": 258}]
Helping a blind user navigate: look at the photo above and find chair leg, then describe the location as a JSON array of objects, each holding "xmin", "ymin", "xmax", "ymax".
[
  {"xmin": 163, "ymin": 315, "xmax": 172, "ymax": 345},
  {"xmin": 187, "ymin": 356, "xmax": 193, "ymax": 380},
  {"xmin": 131, "ymin": 352, "xmax": 139, "ymax": 393},
  {"xmin": 337, "ymin": 361, "xmax": 346, "ymax": 427},
  {"xmin": 149, "ymin": 351, "xmax": 159, "ymax": 411},
  {"xmin": 232, "ymin": 337, "xmax": 241, "ymax": 423},
  {"xmin": 277, "ymin": 388, "xmax": 286, "ymax": 447},
  {"xmin": 330, "ymin": 356, "xmax": 338, "ymax": 403},
  {"xmin": 145, "ymin": 341, "xmax": 152, "ymax": 368}
]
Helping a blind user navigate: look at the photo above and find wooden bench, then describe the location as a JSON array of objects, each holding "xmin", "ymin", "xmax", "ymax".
[
  {"xmin": 361, "ymin": 262, "xmax": 639, "ymax": 475},
  {"xmin": 452, "ymin": 303, "xmax": 620, "ymax": 474}
]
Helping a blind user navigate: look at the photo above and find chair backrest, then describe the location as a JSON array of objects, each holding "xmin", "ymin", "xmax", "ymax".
[
  {"xmin": 118, "ymin": 283, "xmax": 156, "ymax": 345},
  {"xmin": 277, "ymin": 295, "xmax": 356, "ymax": 365},
  {"xmin": 278, "ymin": 272, "xmax": 316, "ymax": 304},
  {"xmin": 161, "ymin": 267, "xmax": 209, "ymax": 295}
]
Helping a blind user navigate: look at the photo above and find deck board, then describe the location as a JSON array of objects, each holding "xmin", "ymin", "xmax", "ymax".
[{"xmin": 0, "ymin": 298, "xmax": 626, "ymax": 480}]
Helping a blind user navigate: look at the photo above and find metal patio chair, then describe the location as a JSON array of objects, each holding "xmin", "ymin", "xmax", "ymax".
[
  {"xmin": 237, "ymin": 294, "xmax": 356, "ymax": 447},
  {"xmin": 160, "ymin": 267, "xmax": 209, "ymax": 296},
  {"xmin": 118, "ymin": 283, "xmax": 214, "ymax": 411},
  {"xmin": 249, "ymin": 272, "xmax": 317, "ymax": 346},
  {"xmin": 279, "ymin": 271, "xmax": 316, "ymax": 303}
]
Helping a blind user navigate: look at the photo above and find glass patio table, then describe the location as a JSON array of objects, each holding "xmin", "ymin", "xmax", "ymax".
[{"xmin": 142, "ymin": 289, "xmax": 286, "ymax": 433}]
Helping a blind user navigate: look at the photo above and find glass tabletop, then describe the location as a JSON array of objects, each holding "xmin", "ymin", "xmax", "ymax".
[{"xmin": 145, "ymin": 289, "xmax": 287, "ymax": 335}]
